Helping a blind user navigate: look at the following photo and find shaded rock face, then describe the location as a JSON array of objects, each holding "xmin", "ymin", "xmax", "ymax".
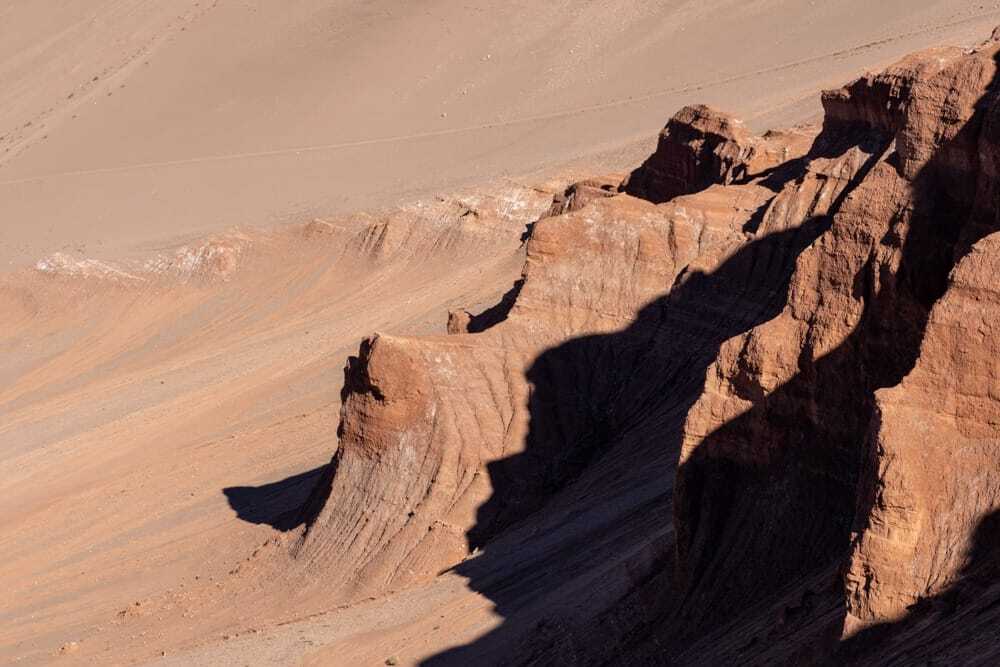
[
  {"xmin": 288, "ymin": 32, "xmax": 1000, "ymax": 665},
  {"xmin": 845, "ymin": 235, "xmax": 1000, "ymax": 626},
  {"xmin": 672, "ymin": 39, "xmax": 1000, "ymax": 643},
  {"xmin": 842, "ymin": 46, "xmax": 1000, "ymax": 629}
]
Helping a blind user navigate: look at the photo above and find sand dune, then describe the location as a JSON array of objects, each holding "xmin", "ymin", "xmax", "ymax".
[{"xmin": 4, "ymin": 2, "xmax": 1000, "ymax": 665}]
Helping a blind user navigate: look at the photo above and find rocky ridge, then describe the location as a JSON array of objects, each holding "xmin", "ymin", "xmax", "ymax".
[{"xmin": 291, "ymin": 31, "xmax": 1000, "ymax": 664}]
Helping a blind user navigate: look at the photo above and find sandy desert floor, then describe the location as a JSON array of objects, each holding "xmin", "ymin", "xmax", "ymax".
[
  {"xmin": 3, "ymin": 1, "xmax": 1000, "ymax": 665},
  {"xmin": 4, "ymin": 0, "xmax": 1000, "ymax": 268}
]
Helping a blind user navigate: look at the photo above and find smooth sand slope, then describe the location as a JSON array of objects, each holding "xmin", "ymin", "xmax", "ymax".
[
  {"xmin": 2, "ymin": 0, "xmax": 999, "ymax": 267},
  {"xmin": 3, "ymin": 2, "xmax": 1000, "ymax": 665}
]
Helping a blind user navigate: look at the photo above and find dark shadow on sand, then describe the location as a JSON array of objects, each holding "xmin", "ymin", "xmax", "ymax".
[{"xmin": 223, "ymin": 464, "xmax": 331, "ymax": 532}]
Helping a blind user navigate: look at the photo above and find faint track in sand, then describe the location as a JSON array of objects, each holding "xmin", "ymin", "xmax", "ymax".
[
  {"xmin": 1, "ymin": 6, "xmax": 998, "ymax": 188},
  {"xmin": 0, "ymin": 0, "xmax": 221, "ymax": 169}
]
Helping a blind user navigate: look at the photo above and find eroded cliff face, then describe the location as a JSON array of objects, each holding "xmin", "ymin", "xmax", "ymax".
[
  {"xmin": 674, "ymin": 40, "xmax": 1000, "ymax": 634},
  {"xmin": 291, "ymin": 31, "xmax": 1000, "ymax": 664},
  {"xmin": 843, "ymin": 42, "xmax": 1000, "ymax": 629},
  {"xmin": 845, "ymin": 235, "xmax": 1000, "ymax": 627},
  {"xmin": 291, "ymin": 187, "xmax": 768, "ymax": 601}
]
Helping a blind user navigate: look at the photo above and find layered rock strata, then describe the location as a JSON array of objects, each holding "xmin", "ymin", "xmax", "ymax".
[{"xmin": 291, "ymin": 32, "xmax": 1000, "ymax": 664}]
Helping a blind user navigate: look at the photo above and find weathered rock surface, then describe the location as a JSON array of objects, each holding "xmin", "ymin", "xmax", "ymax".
[
  {"xmin": 620, "ymin": 104, "xmax": 814, "ymax": 203},
  {"xmin": 292, "ymin": 188, "xmax": 758, "ymax": 601},
  {"xmin": 545, "ymin": 175, "xmax": 623, "ymax": 217},
  {"xmin": 671, "ymin": 35, "xmax": 1000, "ymax": 660},
  {"xmin": 842, "ymin": 39, "xmax": 1000, "ymax": 632},
  {"xmin": 845, "ymin": 233, "xmax": 1000, "ymax": 627},
  {"xmin": 292, "ymin": 31, "xmax": 1000, "ymax": 665}
]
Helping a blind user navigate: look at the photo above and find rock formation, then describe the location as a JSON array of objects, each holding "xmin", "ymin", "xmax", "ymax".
[
  {"xmin": 621, "ymin": 104, "xmax": 814, "ymax": 203},
  {"xmin": 545, "ymin": 175, "xmax": 622, "ymax": 217},
  {"xmin": 291, "ymin": 30, "xmax": 1000, "ymax": 664}
]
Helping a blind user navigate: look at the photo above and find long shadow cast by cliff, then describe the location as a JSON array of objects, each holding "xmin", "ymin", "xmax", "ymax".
[
  {"xmin": 646, "ymin": 51, "xmax": 1000, "ymax": 659},
  {"xmin": 425, "ymin": 130, "xmax": 883, "ymax": 664},
  {"xmin": 223, "ymin": 464, "xmax": 330, "ymax": 532},
  {"xmin": 427, "ymin": 50, "xmax": 1000, "ymax": 665},
  {"xmin": 452, "ymin": 279, "xmax": 524, "ymax": 334}
]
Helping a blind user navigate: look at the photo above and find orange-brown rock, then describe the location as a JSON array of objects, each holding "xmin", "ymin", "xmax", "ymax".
[
  {"xmin": 842, "ymin": 42, "xmax": 1000, "ymax": 632},
  {"xmin": 672, "ymin": 37, "xmax": 1000, "ymax": 654},
  {"xmin": 292, "ymin": 188, "xmax": 760, "ymax": 601},
  {"xmin": 845, "ymin": 233, "xmax": 1000, "ymax": 626},
  {"xmin": 620, "ymin": 104, "xmax": 813, "ymax": 203},
  {"xmin": 291, "ymin": 31, "xmax": 1000, "ymax": 665},
  {"xmin": 545, "ymin": 175, "xmax": 623, "ymax": 217}
]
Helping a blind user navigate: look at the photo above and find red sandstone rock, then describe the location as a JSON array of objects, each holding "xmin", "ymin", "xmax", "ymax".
[
  {"xmin": 673, "ymin": 37, "xmax": 1000, "ymax": 651},
  {"xmin": 620, "ymin": 104, "xmax": 813, "ymax": 203},
  {"xmin": 294, "ymin": 30, "xmax": 1000, "ymax": 663},
  {"xmin": 293, "ymin": 189, "xmax": 757, "ymax": 600},
  {"xmin": 545, "ymin": 175, "xmax": 623, "ymax": 217},
  {"xmin": 845, "ymin": 233, "xmax": 1000, "ymax": 626}
]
